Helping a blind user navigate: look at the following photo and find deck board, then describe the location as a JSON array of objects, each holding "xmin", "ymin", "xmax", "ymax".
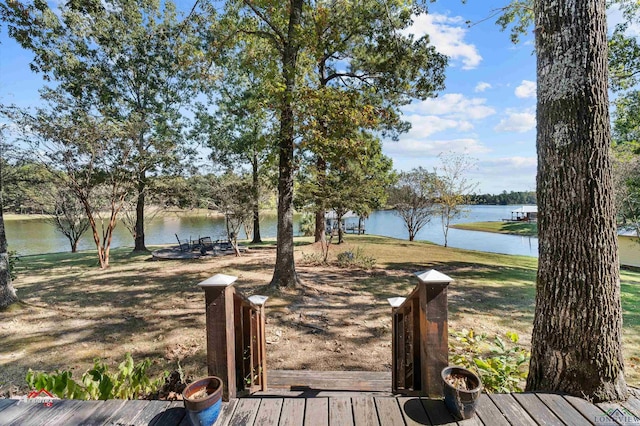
[
  {"xmin": 351, "ymin": 397, "xmax": 378, "ymax": 426},
  {"xmin": 397, "ymin": 397, "xmax": 432, "ymax": 426},
  {"xmin": 304, "ymin": 398, "xmax": 329, "ymax": 426},
  {"xmin": 622, "ymin": 397, "xmax": 640, "ymax": 418},
  {"xmin": 0, "ymin": 399, "xmax": 17, "ymax": 412},
  {"xmin": 279, "ymin": 398, "xmax": 305, "ymax": 426},
  {"xmin": 421, "ymin": 398, "xmax": 458, "ymax": 426},
  {"xmin": 489, "ymin": 393, "xmax": 538, "ymax": 426},
  {"xmin": 254, "ymin": 398, "xmax": 284, "ymax": 426},
  {"xmin": 329, "ymin": 398, "xmax": 354, "ymax": 426},
  {"xmin": 565, "ymin": 395, "xmax": 610, "ymax": 425},
  {"xmin": 269, "ymin": 370, "xmax": 391, "ymax": 392},
  {"xmin": 149, "ymin": 400, "xmax": 187, "ymax": 426},
  {"xmin": 228, "ymin": 398, "xmax": 261, "ymax": 426},
  {"xmin": 535, "ymin": 393, "xmax": 591, "ymax": 426},
  {"xmin": 475, "ymin": 394, "xmax": 509, "ymax": 426},
  {"xmin": 374, "ymin": 397, "xmax": 404, "ymax": 426},
  {"xmin": 512, "ymin": 392, "xmax": 564, "ymax": 425}
]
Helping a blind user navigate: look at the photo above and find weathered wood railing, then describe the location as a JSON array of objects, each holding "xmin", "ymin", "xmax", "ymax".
[
  {"xmin": 388, "ymin": 269, "xmax": 452, "ymax": 397},
  {"xmin": 198, "ymin": 274, "xmax": 268, "ymax": 400}
]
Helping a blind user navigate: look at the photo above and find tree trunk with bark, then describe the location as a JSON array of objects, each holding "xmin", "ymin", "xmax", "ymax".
[
  {"xmin": 314, "ymin": 156, "xmax": 326, "ymax": 242},
  {"xmin": 270, "ymin": 0, "xmax": 304, "ymax": 289},
  {"xmin": 526, "ymin": 0, "xmax": 628, "ymax": 401},
  {"xmin": 251, "ymin": 152, "xmax": 262, "ymax": 244},
  {"xmin": 133, "ymin": 171, "xmax": 147, "ymax": 252},
  {"xmin": 0, "ymin": 202, "xmax": 18, "ymax": 309}
]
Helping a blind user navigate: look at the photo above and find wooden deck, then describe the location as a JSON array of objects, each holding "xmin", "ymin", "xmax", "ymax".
[{"xmin": 1, "ymin": 371, "xmax": 638, "ymax": 425}]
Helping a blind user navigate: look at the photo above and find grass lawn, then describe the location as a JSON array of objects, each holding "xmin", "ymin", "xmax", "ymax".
[
  {"xmin": 451, "ymin": 221, "xmax": 538, "ymax": 236},
  {"xmin": 0, "ymin": 234, "xmax": 638, "ymax": 397}
]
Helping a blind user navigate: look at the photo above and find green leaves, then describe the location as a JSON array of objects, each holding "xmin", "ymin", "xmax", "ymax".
[
  {"xmin": 25, "ymin": 352, "xmax": 164, "ymax": 400},
  {"xmin": 450, "ymin": 328, "xmax": 530, "ymax": 393}
]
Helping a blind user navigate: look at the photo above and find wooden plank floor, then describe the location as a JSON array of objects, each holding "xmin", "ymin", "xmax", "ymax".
[{"xmin": 1, "ymin": 371, "xmax": 638, "ymax": 426}]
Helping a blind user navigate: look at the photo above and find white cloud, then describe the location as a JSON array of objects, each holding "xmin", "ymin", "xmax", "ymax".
[
  {"xmin": 475, "ymin": 82, "xmax": 492, "ymax": 93},
  {"xmin": 494, "ymin": 110, "xmax": 536, "ymax": 133},
  {"xmin": 515, "ymin": 80, "xmax": 536, "ymax": 99},
  {"xmin": 472, "ymin": 157, "xmax": 537, "ymax": 193},
  {"xmin": 480, "ymin": 156, "xmax": 536, "ymax": 173},
  {"xmin": 384, "ymin": 138, "xmax": 490, "ymax": 157},
  {"xmin": 404, "ymin": 13, "xmax": 482, "ymax": 70},
  {"xmin": 403, "ymin": 114, "xmax": 473, "ymax": 138},
  {"xmin": 405, "ymin": 94, "xmax": 496, "ymax": 120}
]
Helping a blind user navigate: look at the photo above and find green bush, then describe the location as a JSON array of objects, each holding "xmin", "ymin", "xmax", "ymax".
[
  {"xmin": 298, "ymin": 214, "xmax": 315, "ymax": 237},
  {"xmin": 336, "ymin": 247, "xmax": 375, "ymax": 269},
  {"xmin": 450, "ymin": 329, "xmax": 530, "ymax": 393},
  {"xmin": 26, "ymin": 353, "xmax": 165, "ymax": 400}
]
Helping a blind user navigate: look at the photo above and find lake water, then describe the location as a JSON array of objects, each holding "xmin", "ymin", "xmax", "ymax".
[{"xmin": 5, "ymin": 205, "xmax": 539, "ymax": 257}]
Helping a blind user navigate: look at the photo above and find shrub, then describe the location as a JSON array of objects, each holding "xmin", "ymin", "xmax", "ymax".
[
  {"xmin": 26, "ymin": 353, "xmax": 165, "ymax": 400},
  {"xmin": 336, "ymin": 247, "xmax": 376, "ymax": 269},
  {"xmin": 300, "ymin": 251, "xmax": 326, "ymax": 266},
  {"xmin": 450, "ymin": 329, "xmax": 530, "ymax": 393}
]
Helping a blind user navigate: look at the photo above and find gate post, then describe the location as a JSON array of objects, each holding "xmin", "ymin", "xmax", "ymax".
[
  {"xmin": 415, "ymin": 269, "xmax": 452, "ymax": 397},
  {"xmin": 198, "ymin": 273, "xmax": 238, "ymax": 400}
]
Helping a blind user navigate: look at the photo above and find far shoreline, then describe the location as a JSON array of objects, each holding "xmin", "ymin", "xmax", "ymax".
[{"xmin": 450, "ymin": 221, "xmax": 538, "ymax": 237}]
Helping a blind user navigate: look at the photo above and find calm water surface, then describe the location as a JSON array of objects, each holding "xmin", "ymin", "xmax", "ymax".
[{"xmin": 5, "ymin": 205, "xmax": 539, "ymax": 257}]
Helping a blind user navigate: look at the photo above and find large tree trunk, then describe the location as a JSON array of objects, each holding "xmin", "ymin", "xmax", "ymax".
[
  {"xmin": 0, "ymin": 203, "xmax": 18, "ymax": 309},
  {"xmin": 314, "ymin": 156, "xmax": 326, "ymax": 242},
  {"xmin": 251, "ymin": 152, "xmax": 262, "ymax": 244},
  {"xmin": 133, "ymin": 170, "xmax": 147, "ymax": 252},
  {"xmin": 270, "ymin": 0, "xmax": 304, "ymax": 289},
  {"xmin": 526, "ymin": 0, "xmax": 628, "ymax": 401}
]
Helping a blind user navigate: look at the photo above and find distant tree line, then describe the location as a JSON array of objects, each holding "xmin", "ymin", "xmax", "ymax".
[{"xmin": 472, "ymin": 191, "xmax": 536, "ymax": 205}]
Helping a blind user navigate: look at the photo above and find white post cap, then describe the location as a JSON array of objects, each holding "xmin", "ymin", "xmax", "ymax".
[
  {"xmin": 414, "ymin": 269, "xmax": 453, "ymax": 284},
  {"xmin": 248, "ymin": 295, "xmax": 269, "ymax": 306},
  {"xmin": 198, "ymin": 274, "xmax": 238, "ymax": 287},
  {"xmin": 387, "ymin": 297, "xmax": 406, "ymax": 308}
]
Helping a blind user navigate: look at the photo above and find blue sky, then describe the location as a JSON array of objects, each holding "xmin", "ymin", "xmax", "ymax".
[
  {"xmin": 0, "ymin": 1, "xmax": 600, "ymax": 194},
  {"xmin": 388, "ymin": 0, "xmax": 539, "ymax": 194}
]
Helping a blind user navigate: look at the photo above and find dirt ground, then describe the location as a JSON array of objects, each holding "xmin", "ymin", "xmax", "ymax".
[{"xmin": 1, "ymin": 240, "xmax": 637, "ymax": 397}]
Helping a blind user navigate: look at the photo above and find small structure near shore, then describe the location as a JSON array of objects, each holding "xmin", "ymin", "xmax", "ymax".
[{"xmin": 508, "ymin": 205, "xmax": 538, "ymax": 222}]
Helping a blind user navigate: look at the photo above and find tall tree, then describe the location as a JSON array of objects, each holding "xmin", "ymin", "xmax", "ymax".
[
  {"xmin": 526, "ymin": 0, "xmax": 628, "ymax": 400},
  {"xmin": 303, "ymin": 0, "xmax": 447, "ymax": 242},
  {"xmin": 0, "ymin": 126, "xmax": 18, "ymax": 309},
  {"xmin": 433, "ymin": 153, "xmax": 477, "ymax": 248},
  {"xmin": 1, "ymin": 0, "xmax": 202, "ymax": 252},
  {"xmin": 388, "ymin": 167, "xmax": 437, "ymax": 242},
  {"xmin": 49, "ymin": 189, "xmax": 91, "ymax": 253},
  {"xmin": 6, "ymin": 95, "xmax": 136, "ymax": 269},
  {"xmin": 297, "ymin": 133, "xmax": 394, "ymax": 244},
  {"xmin": 212, "ymin": 0, "xmax": 446, "ymax": 288},
  {"xmin": 195, "ymin": 36, "xmax": 277, "ymax": 244}
]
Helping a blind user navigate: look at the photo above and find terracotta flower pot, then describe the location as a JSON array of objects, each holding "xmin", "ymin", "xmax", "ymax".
[
  {"xmin": 442, "ymin": 366, "xmax": 482, "ymax": 420},
  {"xmin": 182, "ymin": 376, "xmax": 223, "ymax": 426}
]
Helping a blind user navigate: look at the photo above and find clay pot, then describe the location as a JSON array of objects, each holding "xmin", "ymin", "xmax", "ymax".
[{"xmin": 182, "ymin": 376, "xmax": 223, "ymax": 426}]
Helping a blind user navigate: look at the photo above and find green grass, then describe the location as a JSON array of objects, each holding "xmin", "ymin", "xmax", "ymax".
[
  {"xmin": 3, "ymin": 234, "xmax": 639, "ymax": 392},
  {"xmin": 451, "ymin": 221, "xmax": 538, "ymax": 236}
]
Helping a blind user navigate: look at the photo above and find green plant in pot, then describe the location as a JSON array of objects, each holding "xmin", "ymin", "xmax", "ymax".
[
  {"xmin": 442, "ymin": 366, "xmax": 482, "ymax": 420},
  {"xmin": 182, "ymin": 376, "xmax": 223, "ymax": 426}
]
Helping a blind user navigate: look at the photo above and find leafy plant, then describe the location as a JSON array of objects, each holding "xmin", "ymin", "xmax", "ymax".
[
  {"xmin": 26, "ymin": 353, "xmax": 165, "ymax": 400},
  {"xmin": 450, "ymin": 329, "xmax": 530, "ymax": 393},
  {"xmin": 336, "ymin": 247, "xmax": 376, "ymax": 269}
]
